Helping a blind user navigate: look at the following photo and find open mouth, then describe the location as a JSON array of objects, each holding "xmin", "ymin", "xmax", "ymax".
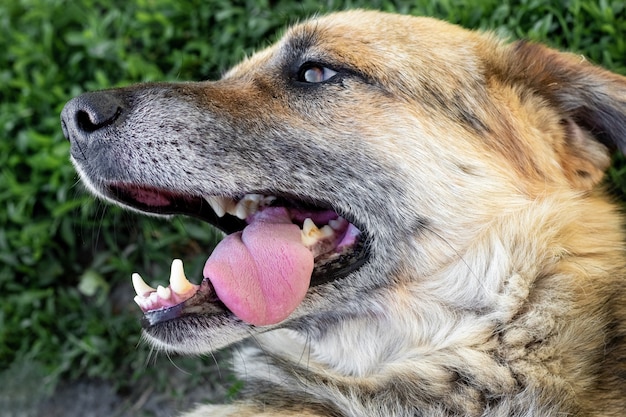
[{"xmin": 108, "ymin": 184, "xmax": 369, "ymax": 328}]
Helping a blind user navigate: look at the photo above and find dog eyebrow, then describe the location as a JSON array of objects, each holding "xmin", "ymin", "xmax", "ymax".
[
  {"xmin": 279, "ymin": 27, "xmax": 380, "ymax": 88},
  {"xmin": 281, "ymin": 26, "xmax": 324, "ymax": 65}
]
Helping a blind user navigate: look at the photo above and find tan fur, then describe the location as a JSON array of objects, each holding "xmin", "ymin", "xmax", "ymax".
[{"xmin": 61, "ymin": 10, "xmax": 626, "ymax": 417}]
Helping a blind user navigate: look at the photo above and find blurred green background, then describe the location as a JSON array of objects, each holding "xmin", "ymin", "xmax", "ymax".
[{"xmin": 1, "ymin": 0, "xmax": 625, "ymax": 415}]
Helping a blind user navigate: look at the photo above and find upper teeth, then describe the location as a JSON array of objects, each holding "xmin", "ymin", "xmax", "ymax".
[
  {"xmin": 204, "ymin": 194, "xmax": 276, "ymax": 220},
  {"xmin": 204, "ymin": 194, "xmax": 348, "ymax": 249},
  {"xmin": 204, "ymin": 196, "xmax": 231, "ymax": 217}
]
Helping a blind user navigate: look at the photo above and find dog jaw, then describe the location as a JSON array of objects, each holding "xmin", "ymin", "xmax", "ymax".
[{"xmin": 131, "ymin": 206, "xmax": 360, "ymax": 327}]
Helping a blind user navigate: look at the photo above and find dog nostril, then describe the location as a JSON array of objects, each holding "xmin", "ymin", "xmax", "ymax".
[
  {"xmin": 76, "ymin": 105, "xmax": 122, "ymax": 133},
  {"xmin": 76, "ymin": 109, "xmax": 104, "ymax": 133},
  {"xmin": 61, "ymin": 92, "xmax": 124, "ymax": 139}
]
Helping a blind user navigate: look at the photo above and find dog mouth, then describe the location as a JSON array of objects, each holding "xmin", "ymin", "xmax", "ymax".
[{"xmin": 108, "ymin": 184, "xmax": 369, "ymax": 328}]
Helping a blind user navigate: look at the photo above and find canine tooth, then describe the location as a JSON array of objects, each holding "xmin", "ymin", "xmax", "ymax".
[
  {"xmin": 205, "ymin": 196, "xmax": 227, "ymax": 217},
  {"xmin": 132, "ymin": 273, "xmax": 156, "ymax": 297},
  {"xmin": 157, "ymin": 285, "xmax": 171, "ymax": 300},
  {"xmin": 169, "ymin": 259, "xmax": 194, "ymax": 295},
  {"xmin": 210, "ymin": 196, "xmax": 238, "ymax": 218}
]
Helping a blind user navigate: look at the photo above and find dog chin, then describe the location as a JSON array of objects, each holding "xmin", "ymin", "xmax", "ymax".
[{"xmin": 141, "ymin": 315, "xmax": 256, "ymax": 354}]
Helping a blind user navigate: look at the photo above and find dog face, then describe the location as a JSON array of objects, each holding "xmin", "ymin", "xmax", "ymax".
[{"xmin": 61, "ymin": 10, "xmax": 626, "ymax": 357}]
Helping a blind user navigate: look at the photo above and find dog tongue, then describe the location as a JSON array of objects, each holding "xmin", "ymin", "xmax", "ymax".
[{"xmin": 203, "ymin": 208, "xmax": 314, "ymax": 326}]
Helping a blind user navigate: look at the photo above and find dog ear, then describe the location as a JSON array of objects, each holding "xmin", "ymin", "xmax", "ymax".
[{"xmin": 504, "ymin": 41, "xmax": 626, "ymax": 189}]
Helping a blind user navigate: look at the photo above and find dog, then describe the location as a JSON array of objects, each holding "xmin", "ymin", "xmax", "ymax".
[{"xmin": 61, "ymin": 10, "xmax": 626, "ymax": 416}]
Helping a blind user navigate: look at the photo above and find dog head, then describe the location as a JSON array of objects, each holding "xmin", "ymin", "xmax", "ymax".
[{"xmin": 61, "ymin": 10, "xmax": 626, "ymax": 354}]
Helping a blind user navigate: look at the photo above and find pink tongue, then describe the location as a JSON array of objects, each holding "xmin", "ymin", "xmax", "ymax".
[{"xmin": 203, "ymin": 209, "xmax": 314, "ymax": 326}]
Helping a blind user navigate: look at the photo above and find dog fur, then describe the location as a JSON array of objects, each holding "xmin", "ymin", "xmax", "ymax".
[{"xmin": 61, "ymin": 10, "xmax": 626, "ymax": 416}]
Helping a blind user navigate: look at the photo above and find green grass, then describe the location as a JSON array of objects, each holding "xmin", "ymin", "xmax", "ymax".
[{"xmin": 1, "ymin": 0, "xmax": 625, "ymax": 404}]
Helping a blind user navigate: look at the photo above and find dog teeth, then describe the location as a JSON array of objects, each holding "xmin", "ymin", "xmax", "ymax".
[
  {"xmin": 132, "ymin": 272, "xmax": 156, "ymax": 296},
  {"xmin": 329, "ymin": 216, "xmax": 347, "ymax": 231},
  {"xmin": 205, "ymin": 194, "xmax": 277, "ymax": 219},
  {"xmin": 156, "ymin": 285, "xmax": 171, "ymax": 300},
  {"xmin": 169, "ymin": 259, "xmax": 194, "ymax": 295},
  {"xmin": 301, "ymin": 218, "xmax": 334, "ymax": 246},
  {"xmin": 261, "ymin": 196, "xmax": 276, "ymax": 206},
  {"xmin": 231, "ymin": 194, "xmax": 278, "ymax": 219},
  {"xmin": 204, "ymin": 196, "xmax": 232, "ymax": 218},
  {"xmin": 321, "ymin": 225, "xmax": 333, "ymax": 237},
  {"xmin": 131, "ymin": 259, "xmax": 200, "ymax": 312},
  {"xmin": 233, "ymin": 199, "xmax": 251, "ymax": 219}
]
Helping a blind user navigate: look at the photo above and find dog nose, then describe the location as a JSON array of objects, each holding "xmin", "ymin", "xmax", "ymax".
[{"xmin": 61, "ymin": 91, "xmax": 123, "ymax": 141}]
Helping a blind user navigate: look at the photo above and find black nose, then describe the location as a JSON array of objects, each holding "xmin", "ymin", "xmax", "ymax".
[{"xmin": 61, "ymin": 91, "xmax": 124, "ymax": 142}]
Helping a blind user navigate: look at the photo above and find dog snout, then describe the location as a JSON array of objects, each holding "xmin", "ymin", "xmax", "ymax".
[{"xmin": 61, "ymin": 91, "xmax": 124, "ymax": 142}]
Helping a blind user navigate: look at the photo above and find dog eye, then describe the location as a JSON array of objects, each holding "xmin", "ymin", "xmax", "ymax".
[{"xmin": 298, "ymin": 65, "xmax": 338, "ymax": 83}]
